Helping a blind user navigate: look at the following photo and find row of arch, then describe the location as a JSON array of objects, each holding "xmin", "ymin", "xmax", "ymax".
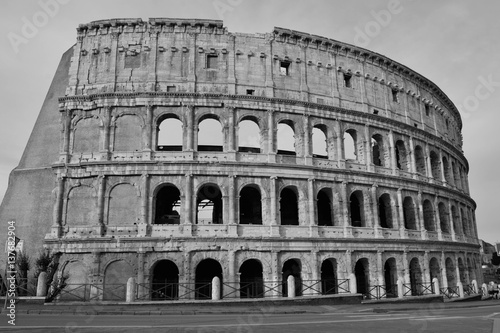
[
  {"xmin": 66, "ymin": 179, "xmax": 475, "ymax": 237},
  {"xmin": 59, "ymin": 254, "xmax": 478, "ymax": 301},
  {"xmin": 70, "ymin": 110, "xmax": 468, "ymax": 192}
]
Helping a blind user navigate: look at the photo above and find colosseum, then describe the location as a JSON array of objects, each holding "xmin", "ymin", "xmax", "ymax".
[{"xmin": 0, "ymin": 18, "xmax": 481, "ymax": 301}]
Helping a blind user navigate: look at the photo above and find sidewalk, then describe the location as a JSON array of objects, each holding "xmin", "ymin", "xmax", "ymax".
[{"xmin": 3, "ymin": 295, "xmax": 500, "ymax": 316}]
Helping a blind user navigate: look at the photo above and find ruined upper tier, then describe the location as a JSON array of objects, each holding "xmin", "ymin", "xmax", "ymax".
[{"xmin": 68, "ymin": 18, "xmax": 462, "ymax": 148}]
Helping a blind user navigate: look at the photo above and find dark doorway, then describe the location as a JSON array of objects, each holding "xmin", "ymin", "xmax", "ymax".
[
  {"xmin": 350, "ymin": 191, "xmax": 363, "ymax": 227},
  {"xmin": 155, "ymin": 185, "xmax": 181, "ymax": 224},
  {"xmin": 239, "ymin": 259, "xmax": 264, "ymax": 298},
  {"xmin": 151, "ymin": 260, "xmax": 179, "ymax": 300},
  {"xmin": 321, "ymin": 259, "xmax": 337, "ymax": 294},
  {"xmin": 317, "ymin": 189, "xmax": 333, "ymax": 226},
  {"xmin": 280, "ymin": 187, "xmax": 299, "ymax": 225},
  {"xmin": 355, "ymin": 258, "xmax": 369, "ymax": 295},
  {"xmin": 282, "ymin": 259, "xmax": 302, "ymax": 296},
  {"xmin": 195, "ymin": 259, "xmax": 223, "ymax": 299},
  {"xmin": 409, "ymin": 258, "xmax": 423, "ymax": 296},
  {"xmin": 239, "ymin": 186, "xmax": 262, "ymax": 224},
  {"xmin": 384, "ymin": 258, "xmax": 398, "ymax": 298}
]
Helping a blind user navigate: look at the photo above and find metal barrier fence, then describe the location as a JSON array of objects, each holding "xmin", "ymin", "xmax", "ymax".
[
  {"xmin": 463, "ymin": 284, "xmax": 476, "ymax": 296},
  {"xmin": 54, "ymin": 283, "xmax": 127, "ymax": 302},
  {"xmin": 135, "ymin": 282, "xmax": 212, "ymax": 301},
  {"xmin": 440, "ymin": 286, "xmax": 460, "ymax": 299},
  {"xmin": 367, "ymin": 284, "xmax": 398, "ymax": 299},
  {"xmin": 403, "ymin": 283, "xmax": 434, "ymax": 297}
]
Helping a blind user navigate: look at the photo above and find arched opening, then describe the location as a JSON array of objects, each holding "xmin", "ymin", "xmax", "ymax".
[
  {"xmin": 461, "ymin": 208, "xmax": 468, "ymax": 235},
  {"xmin": 344, "ymin": 130, "xmax": 357, "ymax": 160},
  {"xmin": 103, "ymin": 260, "xmax": 133, "ymax": 301},
  {"xmin": 350, "ymin": 190, "xmax": 364, "ymax": 227},
  {"xmin": 312, "ymin": 125, "xmax": 328, "ymax": 159},
  {"xmin": 238, "ymin": 118, "xmax": 261, "ymax": 153},
  {"xmin": 239, "ymin": 185, "xmax": 262, "ymax": 224},
  {"xmin": 371, "ymin": 134, "xmax": 386, "ymax": 167},
  {"xmin": 430, "ymin": 151, "xmax": 441, "ymax": 180},
  {"xmin": 423, "ymin": 199, "xmax": 435, "ymax": 231},
  {"xmin": 443, "ymin": 156, "xmax": 453, "ymax": 185},
  {"xmin": 409, "ymin": 258, "xmax": 423, "ymax": 296},
  {"xmin": 458, "ymin": 258, "xmax": 467, "ymax": 284},
  {"xmin": 282, "ymin": 259, "xmax": 302, "ymax": 297},
  {"xmin": 280, "ymin": 187, "xmax": 299, "ymax": 225},
  {"xmin": 378, "ymin": 193, "xmax": 393, "ymax": 228},
  {"xmin": 198, "ymin": 117, "xmax": 223, "ymax": 152},
  {"xmin": 429, "ymin": 257, "xmax": 441, "ymax": 287},
  {"xmin": 395, "ymin": 140, "xmax": 409, "ymax": 171},
  {"xmin": 403, "ymin": 196, "xmax": 417, "ymax": 230},
  {"xmin": 196, "ymin": 184, "xmax": 223, "ymax": 224},
  {"xmin": 438, "ymin": 202, "xmax": 450, "ymax": 233},
  {"xmin": 445, "ymin": 257, "xmax": 456, "ymax": 288},
  {"xmin": 414, "ymin": 145, "xmax": 426, "ymax": 175},
  {"xmin": 451, "ymin": 206, "xmax": 459, "ymax": 234},
  {"xmin": 277, "ymin": 121, "xmax": 295, "ymax": 155},
  {"xmin": 157, "ymin": 116, "xmax": 182, "ymax": 151},
  {"xmin": 239, "ymin": 259, "xmax": 264, "ymax": 298},
  {"xmin": 354, "ymin": 258, "xmax": 369, "ymax": 296},
  {"xmin": 154, "ymin": 185, "xmax": 181, "ymax": 224},
  {"xmin": 151, "ymin": 260, "xmax": 179, "ymax": 300},
  {"xmin": 195, "ymin": 259, "xmax": 223, "ymax": 300},
  {"xmin": 467, "ymin": 258, "xmax": 476, "ymax": 283},
  {"xmin": 317, "ymin": 188, "xmax": 333, "ymax": 226},
  {"xmin": 321, "ymin": 259, "xmax": 338, "ymax": 295},
  {"xmin": 384, "ymin": 258, "xmax": 398, "ymax": 298}
]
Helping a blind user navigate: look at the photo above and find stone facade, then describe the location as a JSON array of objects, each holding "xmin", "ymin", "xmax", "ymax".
[{"xmin": 1, "ymin": 18, "xmax": 480, "ymax": 300}]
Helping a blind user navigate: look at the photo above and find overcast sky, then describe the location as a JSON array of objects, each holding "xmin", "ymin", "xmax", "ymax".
[{"xmin": 1, "ymin": 0, "xmax": 499, "ymax": 244}]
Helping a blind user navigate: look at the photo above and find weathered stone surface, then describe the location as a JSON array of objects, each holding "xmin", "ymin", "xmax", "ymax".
[{"xmin": 0, "ymin": 18, "xmax": 480, "ymax": 301}]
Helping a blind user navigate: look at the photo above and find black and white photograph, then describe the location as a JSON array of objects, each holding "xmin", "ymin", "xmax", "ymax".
[{"xmin": 0, "ymin": 0, "xmax": 499, "ymax": 332}]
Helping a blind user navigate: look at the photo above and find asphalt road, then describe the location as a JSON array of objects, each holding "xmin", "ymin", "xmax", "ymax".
[{"xmin": 1, "ymin": 304, "xmax": 499, "ymax": 333}]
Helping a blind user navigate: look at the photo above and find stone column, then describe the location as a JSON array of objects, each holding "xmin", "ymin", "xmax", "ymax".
[
  {"xmin": 303, "ymin": 115, "xmax": 312, "ymax": 165},
  {"xmin": 227, "ymin": 107, "xmax": 237, "ymax": 160},
  {"xmin": 308, "ymin": 251, "xmax": 319, "ymax": 295},
  {"xmin": 423, "ymin": 251, "xmax": 431, "ymax": 292},
  {"xmin": 142, "ymin": 104, "xmax": 153, "ymax": 160},
  {"xmin": 408, "ymin": 137, "xmax": 417, "ymax": 178},
  {"xmin": 403, "ymin": 250, "xmax": 411, "ymax": 285},
  {"xmin": 425, "ymin": 143, "xmax": 433, "ymax": 179},
  {"xmin": 227, "ymin": 175, "xmax": 238, "ymax": 236},
  {"xmin": 269, "ymin": 176, "xmax": 279, "ymax": 236},
  {"xmin": 417, "ymin": 191, "xmax": 426, "ymax": 240},
  {"xmin": 89, "ymin": 252, "xmax": 102, "ymax": 300},
  {"xmin": 377, "ymin": 251, "xmax": 384, "ymax": 288},
  {"xmin": 397, "ymin": 188, "xmax": 406, "ymax": 238},
  {"xmin": 434, "ymin": 195, "xmax": 442, "ymax": 240},
  {"xmin": 345, "ymin": 250, "xmax": 353, "ymax": 289},
  {"xmin": 307, "ymin": 179, "xmax": 318, "ymax": 237},
  {"xmin": 51, "ymin": 175, "xmax": 65, "ymax": 238},
  {"xmin": 439, "ymin": 150, "xmax": 447, "ymax": 185},
  {"xmin": 388, "ymin": 130, "xmax": 397, "ymax": 175},
  {"xmin": 183, "ymin": 174, "xmax": 193, "ymax": 236},
  {"xmin": 270, "ymin": 251, "xmax": 279, "ymax": 297},
  {"xmin": 371, "ymin": 184, "xmax": 380, "ymax": 235},
  {"xmin": 97, "ymin": 175, "xmax": 106, "ymax": 234},
  {"xmin": 100, "ymin": 106, "xmax": 112, "ymax": 160},
  {"xmin": 335, "ymin": 121, "xmax": 344, "ymax": 167},
  {"xmin": 341, "ymin": 181, "xmax": 351, "ymax": 237},
  {"xmin": 136, "ymin": 250, "xmax": 146, "ymax": 299},
  {"xmin": 448, "ymin": 199, "xmax": 456, "ymax": 241},
  {"xmin": 267, "ymin": 110, "xmax": 276, "ymax": 162},
  {"xmin": 364, "ymin": 125, "xmax": 373, "ymax": 171},
  {"xmin": 184, "ymin": 105, "xmax": 195, "ymax": 151},
  {"xmin": 60, "ymin": 109, "xmax": 72, "ymax": 163},
  {"xmin": 457, "ymin": 204, "xmax": 465, "ymax": 238},
  {"xmin": 227, "ymin": 250, "xmax": 237, "ymax": 298},
  {"xmin": 441, "ymin": 251, "xmax": 448, "ymax": 289},
  {"xmin": 138, "ymin": 173, "xmax": 150, "ymax": 237}
]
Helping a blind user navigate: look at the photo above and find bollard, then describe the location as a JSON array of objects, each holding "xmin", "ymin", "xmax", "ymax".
[
  {"xmin": 212, "ymin": 276, "xmax": 221, "ymax": 301},
  {"xmin": 287, "ymin": 275, "xmax": 296, "ymax": 298},
  {"xmin": 397, "ymin": 278, "xmax": 404, "ymax": 299},
  {"xmin": 349, "ymin": 273, "xmax": 357, "ymax": 294},
  {"xmin": 472, "ymin": 280, "xmax": 478, "ymax": 294},
  {"xmin": 482, "ymin": 283, "xmax": 488, "ymax": 297},
  {"xmin": 126, "ymin": 277, "xmax": 136, "ymax": 303},
  {"xmin": 36, "ymin": 272, "xmax": 48, "ymax": 297},
  {"xmin": 432, "ymin": 277, "xmax": 440, "ymax": 295},
  {"xmin": 457, "ymin": 281, "xmax": 464, "ymax": 298}
]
